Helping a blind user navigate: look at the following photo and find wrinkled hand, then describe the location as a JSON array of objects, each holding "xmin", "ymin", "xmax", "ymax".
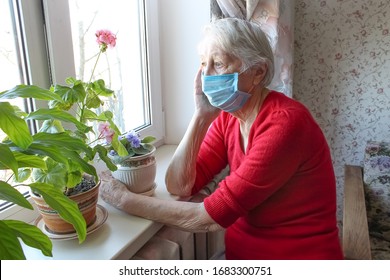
[
  {"xmin": 99, "ymin": 170, "xmax": 130, "ymax": 209},
  {"xmin": 193, "ymin": 67, "xmax": 220, "ymax": 119}
]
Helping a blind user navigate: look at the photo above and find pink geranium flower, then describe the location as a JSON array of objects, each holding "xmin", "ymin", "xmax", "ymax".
[{"xmin": 95, "ymin": 30, "xmax": 117, "ymax": 52}]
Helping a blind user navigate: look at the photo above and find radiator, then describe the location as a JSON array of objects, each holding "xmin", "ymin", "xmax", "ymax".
[{"xmin": 131, "ymin": 226, "xmax": 225, "ymax": 260}]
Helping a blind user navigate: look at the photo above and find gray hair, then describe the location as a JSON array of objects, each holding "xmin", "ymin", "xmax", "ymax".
[{"xmin": 200, "ymin": 18, "xmax": 275, "ymax": 87}]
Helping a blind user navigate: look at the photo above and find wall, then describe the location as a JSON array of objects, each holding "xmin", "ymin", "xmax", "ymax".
[
  {"xmin": 158, "ymin": 0, "xmax": 210, "ymax": 144},
  {"xmin": 294, "ymin": 0, "xmax": 390, "ymax": 222}
]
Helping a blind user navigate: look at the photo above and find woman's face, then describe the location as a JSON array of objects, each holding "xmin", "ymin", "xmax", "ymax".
[
  {"xmin": 198, "ymin": 38, "xmax": 256, "ymax": 92},
  {"xmin": 199, "ymin": 38, "xmax": 242, "ymax": 75}
]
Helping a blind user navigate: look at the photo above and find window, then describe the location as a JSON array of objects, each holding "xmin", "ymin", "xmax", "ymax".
[
  {"xmin": 68, "ymin": 0, "xmax": 148, "ymax": 132},
  {"xmin": 44, "ymin": 0, "xmax": 164, "ymax": 140},
  {"xmin": 0, "ymin": 0, "xmax": 48, "ymax": 213},
  {"xmin": 0, "ymin": 0, "xmax": 163, "ymax": 216}
]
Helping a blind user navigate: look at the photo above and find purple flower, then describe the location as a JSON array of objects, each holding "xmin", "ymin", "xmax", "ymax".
[
  {"xmin": 124, "ymin": 130, "xmax": 141, "ymax": 148},
  {"xmin": 109, "ymin": 150, "xmax": 118, "ymax": 156},
  {"xmin": 130, "ymin": 137, "xmax": 141, "ymax": 148},
  {"xmin": 125, "ymin": 130, "xmax": 137, "ymax": 141}
]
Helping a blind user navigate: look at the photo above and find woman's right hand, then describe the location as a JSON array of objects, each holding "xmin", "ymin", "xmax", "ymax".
[
  {"xmin": 193, "ymin": 67, "xmax": 220, "ymax": 119},
  {"xmin": 100, "ymin": 170, "xmax": 132, "ymax": 210}
]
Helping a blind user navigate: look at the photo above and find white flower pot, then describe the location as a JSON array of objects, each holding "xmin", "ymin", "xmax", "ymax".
[{"xmin": 111, "ymin": 147, "xmax": 157, "ymax": 194}]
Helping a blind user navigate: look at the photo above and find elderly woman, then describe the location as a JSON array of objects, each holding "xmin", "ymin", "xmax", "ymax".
[{"xmin": 100, "ymin": 18, "xmax": 343, "ymax": 260}]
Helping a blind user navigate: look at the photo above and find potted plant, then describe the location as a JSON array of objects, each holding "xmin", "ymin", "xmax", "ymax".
[
  {"xmin": 106, "ymin": 130, "xmax": 156, "ymax": 195},
  {"xmin": 0, "ymin": 29, "xmax": 128, "ymax": 259}
]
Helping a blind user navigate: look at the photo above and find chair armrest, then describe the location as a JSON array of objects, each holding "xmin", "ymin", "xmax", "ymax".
[{"xmin": 342, "ymin": 165, "xmax": 371, "ymax": 259}]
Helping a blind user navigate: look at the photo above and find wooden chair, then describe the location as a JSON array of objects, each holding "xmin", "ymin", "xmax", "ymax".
[{"xmin": 342, "ymin": 165, "xmax": 371, "ymax": 259}]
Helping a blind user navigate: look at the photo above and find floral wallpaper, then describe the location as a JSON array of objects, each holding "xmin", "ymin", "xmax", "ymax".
[{"xmin": 293, "ymin": 0, "xmax": 390, "ymax": 223}]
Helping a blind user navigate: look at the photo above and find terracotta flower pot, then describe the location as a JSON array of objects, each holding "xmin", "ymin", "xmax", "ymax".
[
  {"xmin": 111, "ymin": 146, "xmax": 157, "ymax": 194},
  {"xmin": 31, "ymin": 180, "xmax": 100, "ymax": 234}
]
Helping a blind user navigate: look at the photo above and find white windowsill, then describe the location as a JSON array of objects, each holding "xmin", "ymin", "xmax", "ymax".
[{"xmin": 21, "ymin": 144, "xmax": 178, "ymax": 260}]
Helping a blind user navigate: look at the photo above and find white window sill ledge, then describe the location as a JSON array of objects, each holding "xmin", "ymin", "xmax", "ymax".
[{"xmin": 21, "ymin": 144, "xmax": 178, "ymax": 260}]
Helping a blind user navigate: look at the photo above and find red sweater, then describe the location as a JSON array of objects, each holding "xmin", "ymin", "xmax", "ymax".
[{"xmin": 193, "ymin": 91, "xmax": 343, "ymax": 260}]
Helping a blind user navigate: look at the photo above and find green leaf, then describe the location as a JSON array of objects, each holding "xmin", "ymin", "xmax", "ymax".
[
  {"xmin": 13, "ymin": 168, "xmax": 32, "ymax": 183},
  {"xmin": 10, "ymin": 104, "xmax": 28, "ymax": 118},
  {"xmin": 65, "ymin": 150, "xmax": 98, "ymax": 183},
  {"xmin": 62, "ymin": 158, "xmax": 84, "ymax": 188},
  {"xmin": 0, "ymin": 102, "xmax": 33, "ymax": 149},
  {"xmin": 23, "ymin": 144, "xmax": 71, "ymax": 167},
  {"xmin": 102, "ymin": 110, "xmax": 114, "ymax": 120},
  {"xmin": 3, "ymin": 220, "xmax": 53, "ymax": 257},
  {"xmin": 91, "ymin": 79, "xmax": 114, "ymax": 97},
  {"xmin": 39, "ymin": 119, "xmax": 65, "ymax": 133},
  {"xmin": 13, "ymin": 152, "xmax": 46, "ymax": 169},
  {"xmin": 66, "ymin": 170, "xmax": 82, "ymax": 189},
  {"xmin": 94, "ymin": 145, "xmax": 117, "ymax": 171},
  {"xmin": 32, "ymin": 158, "xmax": 67, "ymax": 189},
  {"xmin": 14, "ymin": 152, "xmax": 46, "ymax": 167},
  {"xmin": 0, "ymin": 181, "xmax": 33, "ymax": 209},
  {"xmin": 0, "ymin": 85, "xmax": 63, "ymax": 102},
  {"xmin": 26, "ymin": 108, "xmax": 90, "ymax": 133},
  {"xmin": 85, "ymin": 90, "xmax": 103, "ymax": 109},
  {"xmin": 142, "ymin": 143, "xmax": 155, "ymax": 152},
  {"xmin": 141, "ymin": 136, "xmax": 156, "ymax": 144},
  {"xmin": 102, "ymin": 117, "xmax": 128, "ymax": 158},
  {"xmin": 133, "ymin": 145, "xmax": 151, "ymax": 155},
  {"xmin": 73, "ymin": 129, "xmax": 89, "ymax": 141},
  {"xmin": 127, "ymin": 150, "xmax": 136, "ymax": 157},
  {"xmin": 32, "ymin": 132, "xmax": 94, "ymax": 158},
  {"xmin": 30, "ymin": 182, "xmax": 87, "ymax": 243},
  {"xmin": 53, "ymin": 83, "xmax": 86, "ymax": 104},
  {"xmin": 82, "ymin": 109, "xmax": 99, "ymax": 121},
  {"xmin": 111, "ymin": 132, "xmax": 128, "ymax": 157},
  {"xmin": 65, "ymin": 76, "xmax": 78, "ymax": 85},
  {"xmin": 0, "ymin": 220, "xmax": 26, "ymax": 260},
  {"xmin": 21, "ymin": 132, "xmax": 98, "ymax": 184},
  {"xmin": 0, "ymin": 144, "xmax": 19, "ymax": 178}
]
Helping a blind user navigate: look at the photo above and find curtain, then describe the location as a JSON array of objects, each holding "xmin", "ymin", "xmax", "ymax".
[{"xmin": 210, "ymin": 0, "xmax": 294, "ymax": 97}]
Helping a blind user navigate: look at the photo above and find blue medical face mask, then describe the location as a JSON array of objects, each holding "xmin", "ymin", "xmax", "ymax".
[{"xmin": 201, "ymin": 72, "xmax": 251, "ymax": 113}]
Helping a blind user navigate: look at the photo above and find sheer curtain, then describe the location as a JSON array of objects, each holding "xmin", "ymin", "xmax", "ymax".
[{"xmin": 210, "ymin": 0, "xmax": 294, "ymax": 97}]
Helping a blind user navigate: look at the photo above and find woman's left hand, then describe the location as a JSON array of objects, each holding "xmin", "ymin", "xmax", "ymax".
[{"xmin": 193, "ymin": 67, "xmax": 220, "ymax": 119}]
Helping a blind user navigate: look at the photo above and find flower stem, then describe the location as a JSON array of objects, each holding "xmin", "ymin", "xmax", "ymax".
[
  {"xmin": 89, "ymin": 51, "xmax": 102, "ymax": 84},
  {"xmin": 6, "ymin": 173, "xmax": 15, "ymax": 183},
  {"xmin": 79, "ymin": 50, "xmax": 102, "ymax": 123}
]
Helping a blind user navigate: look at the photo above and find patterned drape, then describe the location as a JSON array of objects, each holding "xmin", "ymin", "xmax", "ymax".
[{"xmin": 210, "ymin": 0, "xmax": 294, "ymax": 97}]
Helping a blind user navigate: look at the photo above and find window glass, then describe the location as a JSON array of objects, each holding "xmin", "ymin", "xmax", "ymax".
[
  {"xmin": 0, "ymin": 0, "xmax": 25, "ymax": 119},
  {"xmin": 68, "ymin": 0, "xmax": 149, "ymax": 133},
  {"xmin": 0, "ymin": 0, "xmax": 29, "ymax": 208}
]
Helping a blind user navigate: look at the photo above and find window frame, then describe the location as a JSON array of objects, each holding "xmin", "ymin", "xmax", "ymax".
[{"xmin": 0, "ymin": 0, "xmax": 164, "ymax": 220}]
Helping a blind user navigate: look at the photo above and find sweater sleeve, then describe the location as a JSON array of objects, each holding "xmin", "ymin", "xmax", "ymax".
[
  {"xmin": 204, "ymin": 106, "xmax": 321, "ymax": 228},
  {"xmin": 191, "ymin": 114, "xmax": 230, "ymax": 195}
]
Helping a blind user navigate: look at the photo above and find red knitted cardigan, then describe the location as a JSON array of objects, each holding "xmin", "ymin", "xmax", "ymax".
[{"xmin": 193, "ymin": 91, "xmax": 343, "ymax": 260}]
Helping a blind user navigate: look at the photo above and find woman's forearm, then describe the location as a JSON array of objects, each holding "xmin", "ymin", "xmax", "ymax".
[
  {"xmin": 165, "ymin": 113, "xmax": 214, "ymax": 196},
  {"xmin": 118, "ymin": 192, "xmax": 223, "ymax": 233}
]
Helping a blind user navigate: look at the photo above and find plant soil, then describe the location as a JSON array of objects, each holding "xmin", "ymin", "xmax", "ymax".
[{"xmin": 64, "ymin": 176, "xmax": 96, "ymax": 196}]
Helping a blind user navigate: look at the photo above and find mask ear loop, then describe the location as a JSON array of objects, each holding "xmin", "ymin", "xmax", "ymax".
[
  {"xmin": 237, "ymin": 67, "xmax": 257, "ymax": 94},
  {"xmin": 238, "ymin": 64, "xmax": 252, "ymax": 75},
  {"xmin": 246, "ymin": 83, "xmax": 257, "ymax": 94}
]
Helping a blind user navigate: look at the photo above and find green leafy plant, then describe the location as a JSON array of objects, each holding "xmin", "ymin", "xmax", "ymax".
[{"xmin": 0, "ymin": 29, "xmax": 128, "ymax": 259}]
